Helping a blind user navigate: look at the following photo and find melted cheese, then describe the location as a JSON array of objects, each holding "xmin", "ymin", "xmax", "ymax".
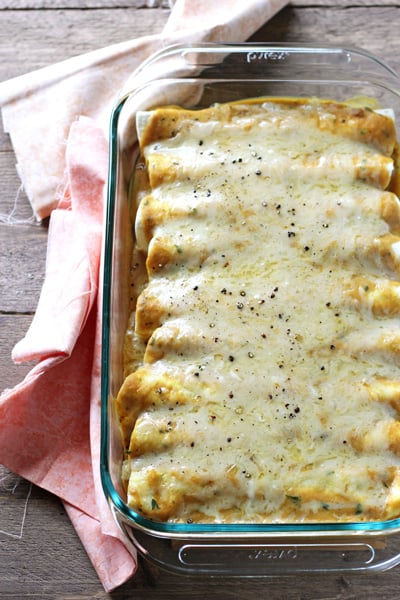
[{"xmin": 117, "ymin": 97, "xmax": 400, "ymax": 524}]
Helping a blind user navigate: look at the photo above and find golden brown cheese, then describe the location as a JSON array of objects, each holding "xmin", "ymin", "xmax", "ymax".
[{"xmin": 117, "ymin": 97, "xmax": 400, "ymax": 524}]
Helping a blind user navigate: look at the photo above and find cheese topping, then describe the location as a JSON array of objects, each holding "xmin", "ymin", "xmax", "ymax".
[{"xmin": 117, "ymin": 98, "xmax": 400, "ymax": 524}]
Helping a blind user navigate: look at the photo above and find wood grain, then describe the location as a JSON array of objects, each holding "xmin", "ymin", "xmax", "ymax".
[
  {"xmin": 0, "ymin": 226, "xmax": 47, "ymax": 312},
  {"xmin": 0, "ymin": 0, "xmax": 174, "ymax": 8},
  {"xmin": 0, "ymin": 7, "xmax": 170, "ymax": 81},
  {"xmin": 0, "ymin": 315, "xmax": 37, "ymax": 389},
  {"xmin": 0, "ymin": 0, "xmax": 400, "ymax": 7},
  {"xmin": 1, "ymin": 2, "xmax": 400, "ymax": 598}
]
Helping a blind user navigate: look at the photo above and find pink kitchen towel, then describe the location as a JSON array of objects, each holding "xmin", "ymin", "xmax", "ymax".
[
  {"xmin": 0, "ymin": 117, "xmax": 135, "ymax": 591},
  {"xmin": 0, "ymin": 0, "xmax": 288, "ymax": 591}
]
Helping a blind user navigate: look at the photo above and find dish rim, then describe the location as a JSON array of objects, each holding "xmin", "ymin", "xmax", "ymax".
[{"xmin": 100, "ymin": 41, "xmax": 400, "ymax": 540}]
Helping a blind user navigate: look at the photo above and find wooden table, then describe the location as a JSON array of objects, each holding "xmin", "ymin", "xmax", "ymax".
[{"xmin": 1, "ymin": 1, "xmax": 400, "ymax": 597}]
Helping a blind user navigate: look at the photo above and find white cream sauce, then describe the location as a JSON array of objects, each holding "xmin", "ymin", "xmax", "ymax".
[{"xmin": 123, "ymin": 101, "xmax": 400, "ymax": 523}]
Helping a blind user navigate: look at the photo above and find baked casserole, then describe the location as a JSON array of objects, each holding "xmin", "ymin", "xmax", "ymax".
[{"xmin": 116, "ymin": 97, "xmax": 400, "ymax": 525}]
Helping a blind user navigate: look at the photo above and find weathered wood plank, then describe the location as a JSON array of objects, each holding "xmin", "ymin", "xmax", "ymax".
[
  {"xmin": 0, "ymin": 224, "xmax": 48, "ymax": 313},
  {"xmin": 0, "ymin": 7, "xmax": 170, "ymax": 82},
  {"xmin": 0, "ymin": 0, "xmax": 175, "ymax": 8},
  {"xmin": 0, "ymin": 0, "xmax": 400, "ymax": 8},
  {"xmin": 0, "ymin": 470, "xmax": 102, "ymax": 598},
  {"xmin": 0, "ymin": 314, "xmax": 37, "ymax": 391},
  {"xmin": 0, "ymin": 150, "xmax": 33, "ymax": 213},
  {"xmin": 293, "ymin": 0, "xmax": 400, "ymax": 5}
]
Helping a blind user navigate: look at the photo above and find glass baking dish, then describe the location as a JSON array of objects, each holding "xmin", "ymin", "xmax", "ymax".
[{"xmin": 100, "ymin": 43, "xmax": 400, "ymax": 575}]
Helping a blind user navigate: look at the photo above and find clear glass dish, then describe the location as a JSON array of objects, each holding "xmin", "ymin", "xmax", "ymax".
[{"xmin": 100, "ymin": 43, "xmax": 400, "ymax": 575}]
